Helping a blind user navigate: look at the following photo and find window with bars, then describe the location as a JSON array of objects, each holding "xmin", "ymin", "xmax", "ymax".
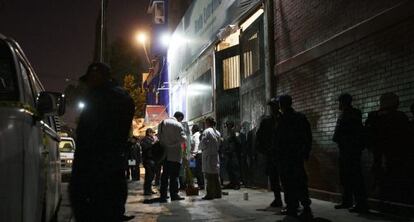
[
  {"xmin": 222, "ymin": 55, "xmax": 240, "ymax": 90},
  {"xmin": 242, "ymin": 32, "xmax": 260, "ymax": 79}
]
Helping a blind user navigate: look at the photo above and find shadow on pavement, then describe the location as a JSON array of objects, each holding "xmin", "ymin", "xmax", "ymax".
[
  {"xmin": 355, "ymin": 211, "xmax": 412, "ymax": 222},
  {"xmin": 277, "ymin": 217, "xmax": 332, "ymax": 222},
  {"xmin": 143, "ymin": 197, "xmax": 166, "ymax": 204},
  {"xmin": 313, "ymin": 218, "xmax": 333, "ymax": 222}
]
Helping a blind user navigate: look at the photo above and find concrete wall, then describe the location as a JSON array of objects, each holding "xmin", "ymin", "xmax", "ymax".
[{"xmin": 273, "ymin": 0, "xmax": 414, "ymax": 203}]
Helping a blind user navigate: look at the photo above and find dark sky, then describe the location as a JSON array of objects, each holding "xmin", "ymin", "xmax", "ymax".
[{"xmin": 0, "ymin": 0, "xmax": 150, "ymax": 92}]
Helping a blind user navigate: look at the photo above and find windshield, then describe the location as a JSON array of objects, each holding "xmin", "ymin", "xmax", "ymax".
[
  {"xmin": 0, "ymin": 40, "xmax": 18, "ymax": 101},
  {"xmin": 59, "ymin": 140, "xmax": 75, "ymax": 153}
]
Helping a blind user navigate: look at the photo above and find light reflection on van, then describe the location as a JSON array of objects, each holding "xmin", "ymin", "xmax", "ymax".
[{"xmin": 0, "ymin": 34, "xmax": 65, "ymax": 222}]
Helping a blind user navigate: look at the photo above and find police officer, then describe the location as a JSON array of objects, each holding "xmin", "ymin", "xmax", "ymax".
[
  {"xmin": 275, "ymin": 95, "xmax": 313, "ymax": 221},
  {"xmin": 69, "ymin": 62, "xmax": 135, "ymax": 222},
  {"xmin": 255, "ymin": 97, "xmax": 283, "ymax": 208},
  {"xmin": 333, "ymin": 93, "xmax": 368, "ymax": 212}
]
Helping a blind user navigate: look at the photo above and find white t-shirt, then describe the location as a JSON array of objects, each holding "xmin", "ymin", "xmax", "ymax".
[{"xmin": 191, "ymin": 131, "xmax": 201, "ymax": 155}]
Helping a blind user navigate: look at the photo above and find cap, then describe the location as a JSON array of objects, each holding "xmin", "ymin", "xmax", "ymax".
[
  {"xmin": 79, "ymin": 62, "xmax": 111, "ymax": 82},
  {"xmin": 278, "ymin": 94, "xmax": 292, "ymax": 107},
  {"xmin": 338, "ymin": 93, "xmax": 352, "ymax": 104},
  {"xmin": 267, "ymin": 97, "xmax": 279, "ymax": 106}
]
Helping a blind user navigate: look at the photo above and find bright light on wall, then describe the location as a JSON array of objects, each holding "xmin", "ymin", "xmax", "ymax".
[{"xmin": 160, "ymin": 33, "xmax": 171, "ymax": 47}]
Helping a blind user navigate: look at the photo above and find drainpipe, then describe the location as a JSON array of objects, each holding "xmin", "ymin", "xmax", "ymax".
[{"xmin": 263, "ymin": 0, "xmax": 275, "ymax": 115}]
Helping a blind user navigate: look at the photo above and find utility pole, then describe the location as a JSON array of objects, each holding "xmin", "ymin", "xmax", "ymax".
[
  {"xmin": 263, "ymin": 0, "xmax": 275, "ymax": 115},
  {"xmin": 100, "ymin": 0, "xmax": 104, "ymax": 62}
]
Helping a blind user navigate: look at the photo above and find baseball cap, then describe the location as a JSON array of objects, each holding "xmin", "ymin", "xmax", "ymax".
[{"xmin": 79, "ymin": 62, "xmax": 111, "ymax": 82}]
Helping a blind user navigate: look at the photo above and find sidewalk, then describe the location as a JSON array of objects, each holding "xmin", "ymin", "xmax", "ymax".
[{"xmin": 59, "ymin": 181, "xmax": 413, "ymax": 222}]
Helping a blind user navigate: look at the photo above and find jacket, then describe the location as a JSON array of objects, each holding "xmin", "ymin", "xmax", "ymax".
[{"xmin": 200, "ymin": 127, "xmax": 221, "ymax": 174}]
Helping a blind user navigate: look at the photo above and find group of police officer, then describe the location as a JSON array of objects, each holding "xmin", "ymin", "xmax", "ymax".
[{"xmin": 256, "ymin": 95, "xmax": 313, "ymax": 221}]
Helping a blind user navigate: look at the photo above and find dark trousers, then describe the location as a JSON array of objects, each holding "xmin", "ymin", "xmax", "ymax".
[
  {"xmin": 339, "ymin": 153, "xmax": 367, "ymax": 206},
  {"xmin": 225, "ymin": 152, "xmax": 241, "ymax": 185},
  {"xmin": 144, "ymin": 161, "xmax": 156, "ymax": 193},
  {"xmin": 205, "ymin": 173, "xmax": 222, "ymax": 198},
  {"xmin": 240, "ymin": 153, "xmax": 251, "ymax": 186},
  {"xmin": 126, "ymin": 164, "xmax": 140, "ymax": 180},
  {"xmin": 280, "ymin": 160, "xmax": 311, "ymax": 216},
  {"xmin": 267, "ymin": 158, "xmax": 282, "ymax": 202},
  {"xmin": 154, "ymin": 164, "xmax": 161, "ymax": 186},
  {"xmin": 195, "ymin": 153, "xmax": 205, "ymax": 188},
  {"xmin": 70, "ymin": 169, "xmax": 127, "ymax": 222},
  {"xmin": 160, "ymin": 161, "xmax": 181, "ymax": 198}
]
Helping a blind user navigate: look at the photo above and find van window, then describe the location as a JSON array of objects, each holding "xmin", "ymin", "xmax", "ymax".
[
  {"xmin": 19, "ymin": 61, "xmax": 36, "ymax": 106},
  {"xmin": 59, "ymin": 140, "xmax": 75, "ymax": 153},
  {"xmin": 0, "ymin": 40, "xmax": 18, "ymax": 101}
]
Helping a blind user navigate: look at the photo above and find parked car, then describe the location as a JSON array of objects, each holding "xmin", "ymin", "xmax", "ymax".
[
  {"xmin": 0, "ymin": 33, "xmax": 65, "ymax": 222},
  {"xmin": 59, "ymin": 136, "xmax": 75, "ymax": 181}
]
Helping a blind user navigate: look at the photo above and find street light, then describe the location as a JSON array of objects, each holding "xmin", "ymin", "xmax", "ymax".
[
  {"xmin": 135, "ymin": 32, "xmax": 151, "ymax": 66},
  {"xmin": 78, "ymin": 101, "xmax": 85, "ymax": 110}
]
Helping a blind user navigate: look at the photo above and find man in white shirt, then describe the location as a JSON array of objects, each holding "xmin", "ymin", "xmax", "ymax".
[
  {"xmin": 191, "ymin": 125, "xmax": 204, "ymax": 189},
  {"xmin": 158, "ymin": 112, "xmax": 187, "ymax": 202}
]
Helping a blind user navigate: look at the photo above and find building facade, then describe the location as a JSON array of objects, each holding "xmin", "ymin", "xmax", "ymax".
[{"xmin": 167, "ymin": 0, "xmax": 414, "ymax": 207}]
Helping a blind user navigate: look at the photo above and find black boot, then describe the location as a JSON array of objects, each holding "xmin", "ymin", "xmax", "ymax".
[{"xmin": 298, "ymin": 207, "xmax": 313, "ymax": 222}]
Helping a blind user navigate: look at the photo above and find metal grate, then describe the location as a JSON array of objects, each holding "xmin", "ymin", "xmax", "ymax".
[{"xmin": 223, "ymin": 55, "xmax": 240, "ymax": 90}]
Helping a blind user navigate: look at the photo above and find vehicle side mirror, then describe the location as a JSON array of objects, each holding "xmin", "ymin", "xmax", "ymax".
[{"xmin": 36, "ymin": 91, "xmax": 66, "ymax": 117}]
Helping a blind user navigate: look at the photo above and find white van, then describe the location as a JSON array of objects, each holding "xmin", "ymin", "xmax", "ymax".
[
  {"xmin": 0, "ymin": 34, "xmax": 65, "ymax": 221},
  {"xmin": 59, "ymin": 136, "xmax": 75, "ymax": 180}
]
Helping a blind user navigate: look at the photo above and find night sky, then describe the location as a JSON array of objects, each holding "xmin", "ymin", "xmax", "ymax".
[{"xmin": 0, "ymin": 0, "xmax": 150, "ymax": 92}]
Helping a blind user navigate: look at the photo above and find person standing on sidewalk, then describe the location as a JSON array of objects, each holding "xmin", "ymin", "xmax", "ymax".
[
  {"xmin": 200, "ymin": 117, "xmax": 222, "ymax": 200},
  {"xmin": 158, "ymin": 111, "xmax": 187, "ymax": 202},
  {"xmin": 365, "ymin": 93, "xmax": 411, "ymax": 204},
  {"xmin": 141, "ymin": 128, "xmax": 157, "ymax": 195},
  {"xmin": 222, "ymin": 120, "xmax": 241, "ymax": 190},
  {"xmin": 275, "ymin": 95, "xmax": 313, "ymax": 221},
  {"xmin": 191, "ymin": 124, "xmax": 205, "ymax": 189},
  {"xmin": 69, "ymin": 62, "xmax": 135, "ymax": 221},
  {"xmin": 126, "ymin": 136, "xmax": 141, "ymax": 181},
  {"xmin": 333, "ymin": 93, "xmax": 368, "ymax": 213},
  {"xmin": 255, "ymin": 97, "xmax": 284, "ymax": 208}
]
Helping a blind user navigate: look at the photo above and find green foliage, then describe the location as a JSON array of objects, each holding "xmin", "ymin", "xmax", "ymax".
[{"xmin": 123, "ymin": 74, "xmax": 146, "ymax": 118}]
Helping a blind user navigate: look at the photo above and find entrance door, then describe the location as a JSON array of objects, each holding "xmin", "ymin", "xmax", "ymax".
[
  {"xmin": 215, "ymin": 45, "xmax": 240, "ymax": 132},
  {"xmin": 239, "ymin": 15, "xmax": 265, "ymax": 127},
  {"xmin": 239, "ymin": 15, "xmax": 267, "ymax": 186}
]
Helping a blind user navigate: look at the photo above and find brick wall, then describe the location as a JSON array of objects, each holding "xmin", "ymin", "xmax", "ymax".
[
  {"xmin": 273, "ymin": 0, "xmax": 414, "ymax": 202},
  {"xmin": 274, "ymin": 0, "xmax": 405, "ymax": 62}
]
